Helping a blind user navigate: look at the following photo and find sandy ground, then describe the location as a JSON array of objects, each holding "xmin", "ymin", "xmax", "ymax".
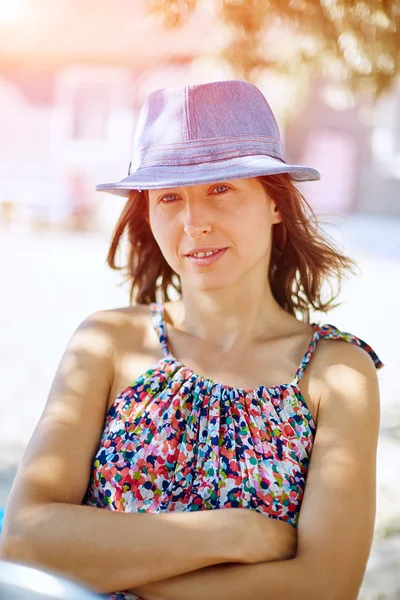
[{"xmin": 0, "ymin": 214, "xmax": 399, "ymax": 597}]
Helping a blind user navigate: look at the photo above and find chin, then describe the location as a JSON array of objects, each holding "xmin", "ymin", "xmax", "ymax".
[{"xmin": 182, "ymin": 273, "xmax": 238, "ymax": 291}]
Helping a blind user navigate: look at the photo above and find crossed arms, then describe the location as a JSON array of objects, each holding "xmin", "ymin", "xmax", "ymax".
[{"xmin": 0, "ymin": 312, "xmax": 380, "ymax": 600}]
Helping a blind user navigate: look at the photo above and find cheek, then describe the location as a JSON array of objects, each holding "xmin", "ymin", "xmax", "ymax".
[
  {"xmin": 149, "ymin": 214, "xmax": 180, "ymax": 260},
  {"xmin": 232, "ymin": 205, "xmax": 272, "ymax": 252},
  {"xmin": 149, "ymin": 212, "xmax": 168, "ymax": 244}
]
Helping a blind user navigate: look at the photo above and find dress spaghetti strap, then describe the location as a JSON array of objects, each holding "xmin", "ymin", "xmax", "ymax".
[
  {"xmin": 150, "ymin": 302, "xmax": 170, "ymax": 357},
  {"xmin": 293, "ymin": 323, "xmax": 384, "ymax": 385}
]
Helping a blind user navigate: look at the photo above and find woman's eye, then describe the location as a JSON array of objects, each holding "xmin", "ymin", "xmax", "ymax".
[
  {"xmin": 212, "ymin": 184, "xmax": 229, "ymax": 194},
  {"xmin": 160, "ymin": 194, "xmax": 177, "ymax": 203}
]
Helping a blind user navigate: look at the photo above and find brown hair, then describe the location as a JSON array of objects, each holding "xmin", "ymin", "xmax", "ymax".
[{"xmin": 106, "ymin": 174, "xmax": 357, "ymax": 322}]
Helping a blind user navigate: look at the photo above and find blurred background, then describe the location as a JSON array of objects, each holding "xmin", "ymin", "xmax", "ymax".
[{"xmin": 0, "ymin": 0, "xmax": 399, "ymax": 597}]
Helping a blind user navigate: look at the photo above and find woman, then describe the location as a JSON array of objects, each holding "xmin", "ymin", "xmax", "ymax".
[{"xmin": 0, "ymin": 80, "xmax": 383, "ymax": 600}]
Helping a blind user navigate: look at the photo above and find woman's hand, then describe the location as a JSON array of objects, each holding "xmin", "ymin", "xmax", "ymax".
[
  {"xmin": 130, "ymin": 509, "xmax": 297, "ymax": 600},
  {"xmin": 212, "ymin": 507, "xmax": 297, "ymax": 564},
  {"xmin": 240, "ymin": 510, "xmax": 297, "ymax": 563}
]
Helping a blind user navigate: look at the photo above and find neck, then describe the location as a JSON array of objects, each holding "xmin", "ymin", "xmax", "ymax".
[{"xmin": 169, "ymin": 269, "xmax": 296, "ymax": 353}]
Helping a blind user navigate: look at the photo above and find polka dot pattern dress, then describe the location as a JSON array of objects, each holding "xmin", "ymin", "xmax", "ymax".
[{"xmin": 82, "ymin": 303, "xmax": 383, "ymax": 600}]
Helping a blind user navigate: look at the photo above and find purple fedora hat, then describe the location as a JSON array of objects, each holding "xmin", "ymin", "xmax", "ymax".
[{"xmin": 96, "ymin": 80, "xmax": 320, "ymax": 196}]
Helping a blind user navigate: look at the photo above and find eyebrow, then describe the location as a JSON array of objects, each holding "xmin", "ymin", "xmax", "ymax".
[{"xmin": 154, "ymin": 182, "xmax": 234, "ymax": 194}]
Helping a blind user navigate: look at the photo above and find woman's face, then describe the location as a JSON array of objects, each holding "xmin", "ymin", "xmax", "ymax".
[{"xmin": 147, "ymin": 177, "xmax": 282, "ymax": 291}]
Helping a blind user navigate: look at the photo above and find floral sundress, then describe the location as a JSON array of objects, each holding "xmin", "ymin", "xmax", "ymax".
[{"xmin": 82, "ymin": 302, "xmax": 383, "ymax": 599}]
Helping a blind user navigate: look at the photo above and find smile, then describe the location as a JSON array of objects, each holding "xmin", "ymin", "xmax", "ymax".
[{"xmin": 186, "ymin": 248, "xmax": 228, "ymax": 265}]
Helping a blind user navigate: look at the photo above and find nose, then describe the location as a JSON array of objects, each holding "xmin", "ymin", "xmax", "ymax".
[{"xmin": 182, "ymin": 200, "xmax": 212, "ymax": 238}]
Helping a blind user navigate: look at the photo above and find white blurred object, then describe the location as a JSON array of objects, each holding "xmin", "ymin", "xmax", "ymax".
[{"xmin": 0, "ymin": 561, "xmax": 101, "ymax": 599}]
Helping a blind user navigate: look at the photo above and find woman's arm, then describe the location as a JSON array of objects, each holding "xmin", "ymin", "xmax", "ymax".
[
  {"xmin": 0, "ymin": 310, "xmax": 243, "ymax": 594},
  {"xmin": 133, "ymin": 340, "xmax": 381, "ymax": 600}
]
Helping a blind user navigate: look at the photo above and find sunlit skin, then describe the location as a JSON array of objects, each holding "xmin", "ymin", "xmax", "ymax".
[{"xmin": 147, "ymin": 177, "xmax": 301, "ymax": 351}]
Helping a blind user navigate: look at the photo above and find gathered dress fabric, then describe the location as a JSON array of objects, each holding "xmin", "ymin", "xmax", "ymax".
[{"xmin": 82, "ymin": 302, "xmax": 384, "ymax": 600}]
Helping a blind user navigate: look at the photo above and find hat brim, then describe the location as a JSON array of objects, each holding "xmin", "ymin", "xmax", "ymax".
[{"xmin": 95, "ymin": 155, "xmax": 320, "ymax": 197}]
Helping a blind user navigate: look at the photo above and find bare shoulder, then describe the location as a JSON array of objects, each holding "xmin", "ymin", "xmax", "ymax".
[
  {"xmin": 64, "ymin": 305, "xmax": 141, "ymax": 369},
  {"xmin": 90, "ymin": 302, "xmax": 151, "ymax": 330},
  {"xmin": 97, "ymin": 304, "xmax": 154, "ymax": 359},
  {"xmin": 86, "ymin": 303, "xmax": 153, "ymax": 351},
  {"xmin": 311, "ymin": 337, "xmax": 380, "ymax": 420},
  {"xmin": 93, "ymin": 304, "xmax": 162, "ymax": 407},
  {"xmin": 315, "ymin": 337, "xmax": 380, "ymax": 384}
]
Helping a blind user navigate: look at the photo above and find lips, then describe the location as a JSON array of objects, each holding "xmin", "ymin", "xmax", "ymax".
[
  {"xmin": 185, "ymin": 247, "xmax": 226, "ymax": 257},
  {"xmin": 185, "ymin": 247, "xmax": 228, "ymax": 266}
]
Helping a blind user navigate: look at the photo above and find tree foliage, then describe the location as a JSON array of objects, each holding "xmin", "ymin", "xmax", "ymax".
[{"xmin": 147, "ymin": 0, "xmax": 400, "ymax": 99}]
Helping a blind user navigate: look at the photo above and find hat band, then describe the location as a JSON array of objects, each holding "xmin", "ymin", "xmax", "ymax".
[{"xmin": 136, "ymin": 135, "xmax": 284, "ymax": 168}]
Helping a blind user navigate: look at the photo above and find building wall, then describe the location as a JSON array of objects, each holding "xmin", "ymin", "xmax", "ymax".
[{"xmin": 286, "ymin": 79, "xmax": 400, "ymax": 216}]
